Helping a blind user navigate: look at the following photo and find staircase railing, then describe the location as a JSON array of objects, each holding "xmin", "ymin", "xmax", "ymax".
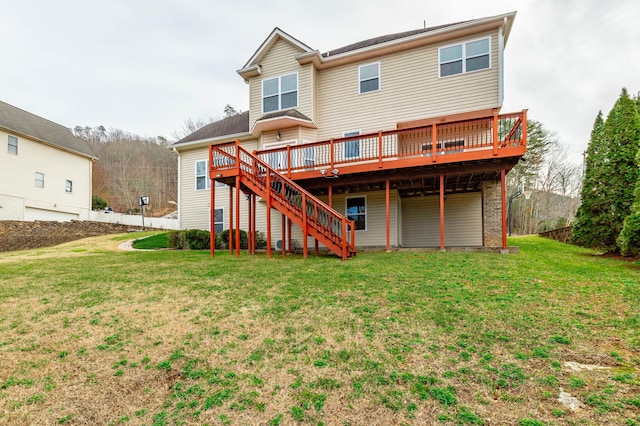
[{"xmin": 210, "ymin": 141, "xmax": 356, "ymax": 259}]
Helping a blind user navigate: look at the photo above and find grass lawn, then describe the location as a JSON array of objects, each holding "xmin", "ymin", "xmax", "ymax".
[{"xmin": 0, "ymin": 235, "xmax": 638, "ymax": 425}]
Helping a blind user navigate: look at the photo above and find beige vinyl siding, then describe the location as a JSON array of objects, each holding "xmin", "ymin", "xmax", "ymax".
[
  {"xmin": 0, "ymin": 129, "xmax": 92, "ymax": 221},
  {"xmin": 286, "ymin": 190, "xmax": 398, "ymax": 249},
  {"xmin": 179, "ymin": 141, "xmax": 258, "ymax": 230},
  {"xmin": 401, "ymin": 192, "xmax": 482, "ymax": 247},
  {"xmin": 248, "ymin": 39, "xmax": 313, "ymax": 127},
  {"xmin": 316, "ymin": 30, "xmax": 499, "ymax": 140}
]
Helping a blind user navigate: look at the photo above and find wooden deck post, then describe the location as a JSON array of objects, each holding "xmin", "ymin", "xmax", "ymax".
[
  {"xmin": 281, "ymin": 214, "xmax": 286, "ymax": 256},
  {"xmin": 439, "ymin": 173, "xmax": 445, "ymax": 251},
  {"xmin": 266, "ymin": 172, "xmax": 272, "ymax": 258},
  {"xmin": 328, "ymin": 185, "xmax": 333, "ymax": 207},
  {"xmin": 385, "ymin": 179, "xmax": 390, "ymax": 252},
  {"xmin": 210, "ymin": 162, "xmax": 215, "ymax": 258},
  {"xmin": 302, "ymin": 193, "xmax": 308, "ymax": 258},
  {"xmin": 501, "ymin": 169, "xmax": 508, "ymax": 251},
  {"xmin": 229, "ymin": 185, "xmax": 233, "ymax": 255},
  {"xmin": 287, "ymin": 218, "xmax": 292, "ymax": 254},
  {"xmin": 235, "ymin": 176, "xmax": 241, "ymax": 258}
]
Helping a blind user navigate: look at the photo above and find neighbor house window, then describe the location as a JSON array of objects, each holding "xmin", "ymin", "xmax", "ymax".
[
  {"xmin": 343, "ymin": 131, "xmax": 361, "ymax": 160},
  {"xmin": 65, "ymin": 180, "xmax": 73, "ymax": 193},
  {"xmin": 262, "ymin": 73, "xmax": 298, "ymax": 113},
  {"xmin": 8, "ymin": 135, "xmax": 18, "ymax": 155},
  {"xmin": 35, "ymin": 172, "xmax": 44, "ymax": 188},
  {"xmin": 346, "ymin": 196, "xmax": 366, "ymax": 231},
  {"xmin": 195, "ymin": 160, "xmax": 209, "ymax": 190},
  {"xmin": 439, "ymin": 37, "xmax": 490, "ymax": 77},
  {"xmin": 359, "ymin": 62, "xmax": 380, "ymax": 93},
  {"xmin": 213, "ymin": 208, "xmax": 224, "ymax": 234}
]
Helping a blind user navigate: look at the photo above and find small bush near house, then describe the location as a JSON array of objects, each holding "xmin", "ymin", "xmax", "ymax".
[
  {"xmin": 184, "ymin": 229, "xmax": 211, "ymax": 250},
  {"xmin": 218, "ymin": 229, "xmax": 248, "ymax": 249},
  {"xmin": 255, "ymin": 230, "xmax": 267, "ymax": 249},
  {"xmin": 92, "ymin": 194, "xmax": 108, "ymax": 210},
  {"xmin": 167, "ymin": 231, "xmax": 186, "ymax": 249}
]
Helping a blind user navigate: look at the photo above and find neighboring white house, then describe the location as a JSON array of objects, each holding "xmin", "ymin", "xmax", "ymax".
[
  {"xmin": 172, "ymin": 12, "xmax": 527, "ymax": 253},
  {"xmin": 0, "ymin": 100, "xmax": 96, "ymax": 221}
]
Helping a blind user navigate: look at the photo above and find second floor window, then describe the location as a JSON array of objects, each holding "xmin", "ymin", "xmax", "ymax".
[
  {"xmin": 35, "ymin": 172, "xmax": 44, "ymax": 188},
  {"xmin": 65, "ymin": 180, "xmax": 73, "ymax": 193},
  {"xmin": 195, "ymin": 160, "xmax": 209, "ymax": 190},
  {"xmin": 8, "ymin": 135, "xmax": 18, "ymax": 155},
  {"xmin": 263, "ymin": 73, "xmax": 298, "ymax": 113},
  {"xmin": 439, "ymin": 37, "xmax": 490, "ymax": 77},
  {"xmin": 359, "ymin": 62, "xmax": 380, "ymax": 93}
]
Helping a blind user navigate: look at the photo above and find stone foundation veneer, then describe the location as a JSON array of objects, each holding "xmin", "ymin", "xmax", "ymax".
[{"xmin": 482, "ymin": 180, "xmax": 503, "ymax": 247}]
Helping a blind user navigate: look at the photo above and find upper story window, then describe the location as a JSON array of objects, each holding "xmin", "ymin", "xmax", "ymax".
[
  {"xmin": 35, "ymin": 172, "xmax": 44, "ymax": 188},
  {"xmin": 195, "ymin": 160, "xmax": 209, "ymax": 190},
  {"xmin": 262, "ymin": 73, "xmax": 298, "ymax": 113},
  {"xmin": 359, "ymin": 62, "xmax": 380, "ymax": 93},
  {"xmin": 439, "ymin": 37, "xmax": 491, "ymax": 77},
  {"xmin": 65, "ymin": 180, "xmax": 73, "ymax": 193},
  {"xmin": 8, "ymin": 135, "xmax": 18, "ymax": 155}
]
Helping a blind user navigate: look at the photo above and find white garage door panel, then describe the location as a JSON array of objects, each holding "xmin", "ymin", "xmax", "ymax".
[{"xmin": 402, "ymin": 193, "xmax": 482, "ymax": 247}]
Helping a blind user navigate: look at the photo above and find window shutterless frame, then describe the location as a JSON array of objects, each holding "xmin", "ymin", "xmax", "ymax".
[
  {"xmin": 262, "ymin": 72, "xmax": 298, "ymax": 113},
  {"xmin": 195, "ymin": 160, "xmax": 209, "ymax": 190},
  {"xmin": 342, "ymin": 130, "xmax": 361, "ymax": 160},
  {"xmin": 35, "ymin": 172, "xmax": 44, "ymax": 188},
  {"xmin": 438, "ymin": 36, "xmax": 491, "ymax": 78},
  {"xmin": 345, "ymin": 195, "xmax": 367, "ymax": 231},
  {"xmin": 8, "ymin": 135, "xmax": 18, "ymax": 155},
  {"xmin": 359, "ymin": 62, "xmax": 380, "ymax": 94}
]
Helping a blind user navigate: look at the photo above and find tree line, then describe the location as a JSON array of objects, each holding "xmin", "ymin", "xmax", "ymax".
[{"xmin": 573, "ymin": 88, "xmax": 640, "ymax": 256}]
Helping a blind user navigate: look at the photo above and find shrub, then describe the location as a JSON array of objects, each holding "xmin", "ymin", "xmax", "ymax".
[
  {"xmin": 167, "ymin": 231, "xmax": 186, "ymax": 249},
  {"xmin": 184, "ymin": 229, "xmax": 211, "ymax": 250},
  {"xmin": 218, "ymin": 229, "xmax": 248, "ymax": 249},
  {"xmin": 92, "ymin": 194, "xmax": 108, "ymax": 210},
  {"xmin": 255, "ymin": 231, "xmax": 267, "ymax": 249}
]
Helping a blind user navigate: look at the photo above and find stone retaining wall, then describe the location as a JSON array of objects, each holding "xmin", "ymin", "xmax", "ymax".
[
  {"xmin": 0, "ymin": 220, "xmax": 151, "ymax": 252},
  {"xmin": 539, "ymin": 226, "xmax": 573, "ymax": 244}
]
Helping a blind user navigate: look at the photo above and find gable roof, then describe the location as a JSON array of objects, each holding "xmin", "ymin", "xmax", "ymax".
[
  {"xmin": 322, "ymin": 21, "xmax": 467, "ymax": 57},
  {"xmin": 0, "ymin": 100, "xmax": 95, "ymax": 159},
  {"xmin": 174, "ymin": 111, "xmax": 250, "ymax": 145},
  {"xmin": 241, "ymin": 27, "xmax": 313, "ymax": 70}
]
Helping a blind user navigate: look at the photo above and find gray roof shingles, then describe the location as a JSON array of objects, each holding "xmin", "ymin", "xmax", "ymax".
[
  {"xmin": 174, "ymin": 111, "xmax": 250, "ymax": 145},
  {"xmin": 0, "ymin": 100, "xmax": 94, "ymax": 158},
  {"xmin": 175, "ymin": 20, "xmax": 471, "ymax": 145}
]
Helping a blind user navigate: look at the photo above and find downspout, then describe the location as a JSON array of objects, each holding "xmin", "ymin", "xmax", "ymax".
[
  {"xmin": 498, "ymin": 18, "xmax": 505, "ymax": 107},
  {"xmin": 173, "ymin": 147, "xmax": 181, "ymax": 229}
]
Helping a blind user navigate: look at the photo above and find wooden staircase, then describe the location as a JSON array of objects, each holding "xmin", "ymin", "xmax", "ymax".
[{"xmin": 209, "ymin": 141, "xmax": 356, "ymax": 260}]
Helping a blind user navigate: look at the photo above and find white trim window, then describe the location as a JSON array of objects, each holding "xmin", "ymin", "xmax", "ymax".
[
  {"xmin": 35, "ymin": 172, "xmax": 44, "ymax": 188},
  {"xmin": 65, "ymin": 179, "xmax": 73, "ymax": 193},
  {"xmin": 359, "ymin": 62, "xmax": 380, "ymax": 93},
  {"xmin": 346, "ymin": 196, "xmax": 366, "ymax": 231},
  {"xmin": 262, "ymin": 139, "xmax": 297, "ymax": 170},
  {"xmin": 343, "ymin": 130, "xmax": 361, "ymax": 160},
  {"xmin": 195, "ymin": 160, "xmax": 209, "ymax": 190},
  {"xmin": 8, "ymin": 135, "xmax": 18, "ymax": 155},
  {"xmin": 439, "ymin": 37, "xmax": 491, "ymax": 77},
  {"xmin": 213, "ymin": 208, "xmax": 224, "ymax": 234},
  {"xmin": 262, "ymin": 73, "xmax": 298, "ymax": 113}
]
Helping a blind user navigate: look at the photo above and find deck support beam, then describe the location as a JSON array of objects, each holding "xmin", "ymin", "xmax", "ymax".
[
  {"xmin": 236, "ymin": 176, "xmax": 241, "ymax": 258},
  {"xmin": 210, "ymin": 174, "xmax": 215, "ymax": 258},
  {"xmin": 385, "ymin": 179, "xmax": 390, "ymax": 252},
  {"xmin": 439, "ymin": 173, "xmax": 445, "ymax": 251},
  {"xmin": 501, "ymin": 169, "xmax": 508, "ymax": 251},
  {"xmin": 229, "ymin": 185, "xmax": 233, "ymax": 255}
]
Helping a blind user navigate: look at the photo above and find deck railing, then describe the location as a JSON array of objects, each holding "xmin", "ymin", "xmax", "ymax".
[
  {"xmin": 254, "ymin": 111, "xmax": 526, "ymax": 174},
  {"xmin": 210, "ymin": 141, "xmax": 356, "ymax": 258}
]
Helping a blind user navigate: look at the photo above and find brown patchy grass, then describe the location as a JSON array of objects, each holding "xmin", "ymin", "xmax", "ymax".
[{"xmin": 0, "ymin": 235, "xmax": 639, "ymax": 425}]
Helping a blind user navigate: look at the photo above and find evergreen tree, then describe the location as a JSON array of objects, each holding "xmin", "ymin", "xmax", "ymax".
[
  {"xmin": 574, "ymin": 88, "xmax": 640, "ymax": 250},
  {"xmin": 617, "ymin": 96, "xmax": 640, "ymax": 255},
  {"xmin": 572, "ymin": 112, "xmax": 607, "ymax": 247}
]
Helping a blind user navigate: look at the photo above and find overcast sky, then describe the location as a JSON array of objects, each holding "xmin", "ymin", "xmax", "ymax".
[{"xmin": 1, "ymin": 0, "xmax": 638, "ymax": 164}]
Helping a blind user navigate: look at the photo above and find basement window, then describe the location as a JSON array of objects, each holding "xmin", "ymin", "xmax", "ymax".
[{"xmin": 346, "ymin": 196, "xmax": 366, "ymax": 231}]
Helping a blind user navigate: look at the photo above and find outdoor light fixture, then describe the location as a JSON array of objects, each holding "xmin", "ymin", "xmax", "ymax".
[{"xmin": 276, "ymin": 130, "xmax": 281, "ymax": 140}]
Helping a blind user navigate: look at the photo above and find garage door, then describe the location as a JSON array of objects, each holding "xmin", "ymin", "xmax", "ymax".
[{"xmin": 401, "ymin": 192, "xmax": 482, "ymax": 247}]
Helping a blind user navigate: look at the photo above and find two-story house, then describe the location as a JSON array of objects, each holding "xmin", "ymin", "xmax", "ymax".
[
  {"xmin": 172, "ymin": 11, "xmax": 527, "ymax": 259},
  {"xmin": 0, "ymin": 100, "xmax": 96, "ymax": 221}
]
